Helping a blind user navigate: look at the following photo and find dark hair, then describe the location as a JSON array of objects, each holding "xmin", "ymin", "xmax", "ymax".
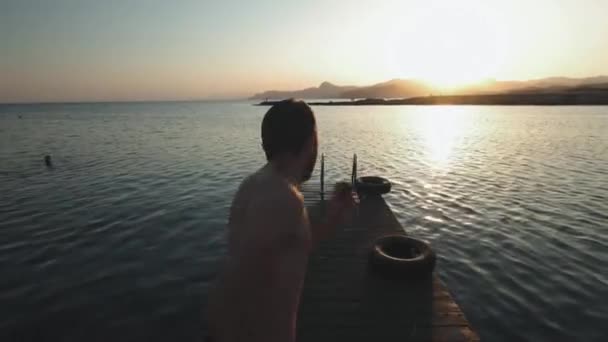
[{"xmin": 261, "ymin": 99, "xmax": 316, "ymax": 161}]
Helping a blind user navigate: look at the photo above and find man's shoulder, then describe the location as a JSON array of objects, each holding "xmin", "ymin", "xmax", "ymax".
[
  {"xmin": 250, "ymin": 181, "xmax": 304, "ymax": 215},
  {"xmin": 252, "ymin": 184, "xmax": 308, "ymax": 249}
]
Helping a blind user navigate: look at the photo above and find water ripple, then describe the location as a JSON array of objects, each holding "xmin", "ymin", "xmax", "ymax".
[{"xmin": 1, "ymin": 103, "xmax": 607, "ymax": 341}]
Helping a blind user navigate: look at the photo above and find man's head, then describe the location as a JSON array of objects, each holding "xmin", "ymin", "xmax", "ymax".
[{"xmin": 261, "ymin": 99, "xmax": 318, "ymax": 182}]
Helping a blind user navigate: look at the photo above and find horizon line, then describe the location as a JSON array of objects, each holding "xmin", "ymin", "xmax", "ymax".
[
  {"xmin": 4, "ymin": 74, "xmax": 608, "ymax": 106},
  {"xmin": 0, "ymin": 98, "xmax": 253, "ymax": 106}
]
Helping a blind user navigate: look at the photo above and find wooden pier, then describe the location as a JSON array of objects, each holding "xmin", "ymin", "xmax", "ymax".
[{"xmin": 298, "ymin": 179, "xmax": 479, "ymax": 341}]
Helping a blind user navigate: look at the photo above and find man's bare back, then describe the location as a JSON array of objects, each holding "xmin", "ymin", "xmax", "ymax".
[
  {"xmin": 208, "ymin": 164, "xmax": 311, "ymax": 342},
  {"xmin": 207, "ymin": 100, "xmax": 356, "ymax": 342}
]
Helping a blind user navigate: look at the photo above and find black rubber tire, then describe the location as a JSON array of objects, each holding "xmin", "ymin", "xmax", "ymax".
[
  {"xmin": 369, "ymin": 234, "xmax": 436, "ymax": 280},
  {"xmin": 356, "ymin": 176, "xmax": 391, "ymax": 195}
]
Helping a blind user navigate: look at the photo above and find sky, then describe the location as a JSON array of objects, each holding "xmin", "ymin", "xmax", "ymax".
[{"xmin": 1, "ymin": 0, "xmax": 608, "ymax": 103}]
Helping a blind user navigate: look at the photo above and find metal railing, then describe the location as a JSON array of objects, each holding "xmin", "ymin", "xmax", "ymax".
[
  {"xmin": 320, "ymin": 153, "xmax": 324, "ymax": 201},
  {"xmin": 318, "ymin": 153, "xmax": 358, "ymax": 201}
]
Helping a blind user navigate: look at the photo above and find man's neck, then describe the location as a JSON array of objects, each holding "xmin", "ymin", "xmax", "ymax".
[{"xmin": 267, "ymin": 160, "xmax": 302, "ymax": 186}]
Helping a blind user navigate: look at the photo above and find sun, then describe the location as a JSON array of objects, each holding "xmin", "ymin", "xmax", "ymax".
[{"xmin": 382, "ymin": 1, "xmax": 508, "ymax": 90}]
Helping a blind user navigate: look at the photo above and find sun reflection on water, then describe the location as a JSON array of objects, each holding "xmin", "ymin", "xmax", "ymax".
[{"xmin": 414, "ymin": 106, "xmax": 474, "ymax": 167}]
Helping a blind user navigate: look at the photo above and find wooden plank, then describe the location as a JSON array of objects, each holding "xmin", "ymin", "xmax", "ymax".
[{"xmin": 298, "ymin": 185, "xmax": 478, "ymax": 342}]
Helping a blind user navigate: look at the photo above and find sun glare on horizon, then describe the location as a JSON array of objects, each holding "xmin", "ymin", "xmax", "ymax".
[
  {"xmin": 2, "ymin": 0, "xmax": 608, "ymax": 103},
  {"xmin": 379, "ymin": 1, "xmax": 509, "ymax": 90}
]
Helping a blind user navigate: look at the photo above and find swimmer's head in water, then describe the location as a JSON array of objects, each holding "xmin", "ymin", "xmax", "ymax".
[{"xmin": 262, "ymin": 99, "xmax": 318, "ymax": 182}]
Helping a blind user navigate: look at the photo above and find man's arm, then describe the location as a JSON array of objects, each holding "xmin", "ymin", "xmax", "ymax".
[
  {"xmin": 309, "ymin": 186, "xmax": 359, "ymax": 249},
  {"xmin": 310, "ymin": 216, "xmax": 339, "ymax": 249},
  {"xmin": 245, "ymin": 188, "xmax": 311, "ymax": 342}
]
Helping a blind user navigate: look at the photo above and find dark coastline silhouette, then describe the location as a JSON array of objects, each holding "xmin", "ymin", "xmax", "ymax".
[
  {"xmin": 251, "ymin": 76, "xmax": 608, "ymax": 103},
  {"xmin": 258, "ymin": 93, "xmax": 608, "ymax": 106}
]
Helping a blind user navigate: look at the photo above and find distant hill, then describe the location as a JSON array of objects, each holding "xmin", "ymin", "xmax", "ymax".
[
  {"xmin": 250, "ymin": 76, "xmax": 608, "ymax": 100},
  {"xmin": 567, "ymin": 82, "xmax": 608, "ymax": 92},
  {"xmin": 250, "ymin": 82, "xmax": 357, "ymax": 100},
  {"xmin": 250, "ymin": 79, "xmax": 433, "ymax": 100},
  {"xmin": 340, "ymin": 79, "xmax": 433, "ymax": 99},
  {"xmin": 258, "ymin": 91, "xmax": 608, "ymax": 106}
]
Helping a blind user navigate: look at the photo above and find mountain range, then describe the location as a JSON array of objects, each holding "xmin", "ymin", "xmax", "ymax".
[{"xmin": 250, "ymin": 76, "xmax": 608, "ymax": 100}]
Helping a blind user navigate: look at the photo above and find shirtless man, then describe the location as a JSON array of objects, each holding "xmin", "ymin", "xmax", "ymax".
[{"xmin": 207, "ymin": 99, "xmax": 357, "ymax": 342}]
